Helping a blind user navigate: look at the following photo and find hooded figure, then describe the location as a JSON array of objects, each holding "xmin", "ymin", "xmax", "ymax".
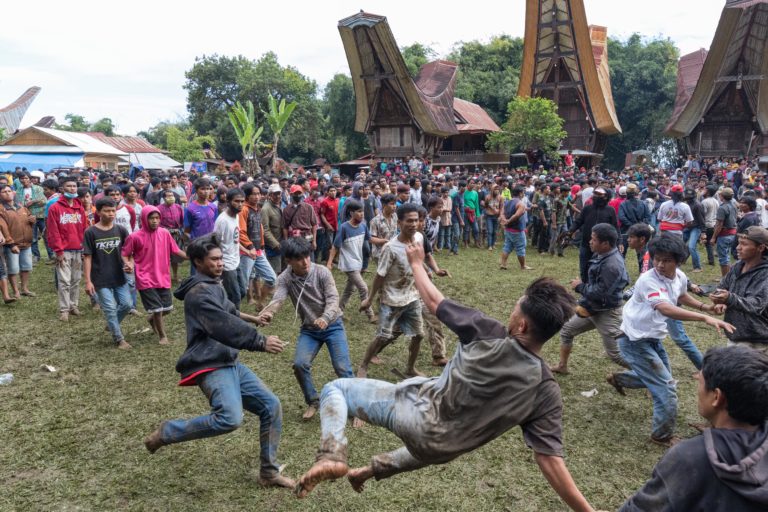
[{"xmin": 122, "ymin": 205, "xmax": 182, "ymax": 292}]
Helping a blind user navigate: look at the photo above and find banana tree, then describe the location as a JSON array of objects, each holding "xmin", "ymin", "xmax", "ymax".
[
  {"xmin": 228, "ymin": 100, "xmax": 263, "ymax": 175},
  {"xmin": 263, "ymin": 94, "xmax": 297, "ymax": 171}
]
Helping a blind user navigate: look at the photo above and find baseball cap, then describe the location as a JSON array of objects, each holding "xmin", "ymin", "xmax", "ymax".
[
  {"xmin": 670, "ymin": 184, "xmax": 684, "ymax": 193},
  {"xmin": 267, "ymin": 184, "xmax": 281, "ymax": 194},
  {"xmin": 619, "ymin": 186, "xmax": 627, "ymax": 196},
  {"xmin": 289, "ymin": 184, "xmax": 303, "ymax": 194},
  {"xmin": 742, "ymin": 226, "xmax": 768, "ymax": 245}
]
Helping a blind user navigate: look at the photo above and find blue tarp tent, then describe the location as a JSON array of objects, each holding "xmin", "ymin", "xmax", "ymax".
[{"xmin": 0, "ymin": 152, "xmax": 85, "ymax": 172}]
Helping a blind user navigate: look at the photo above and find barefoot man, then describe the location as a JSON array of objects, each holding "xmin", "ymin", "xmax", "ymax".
[
  {"xmin": 295, "ymin": 244, "xmax": 596, "ymax": 512},
  {"xmin": 357, "ymin": 203, "xmax": 425, "ymax": 378}
]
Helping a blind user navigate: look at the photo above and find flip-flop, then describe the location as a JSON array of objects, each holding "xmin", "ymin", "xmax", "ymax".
[
  {"xmin": 3, "ymin": 297, "xmax": 17, "ymax": 304},
  {"xmin": 21, "ymin": 291, "xmax": 36, "ymax": 297}
]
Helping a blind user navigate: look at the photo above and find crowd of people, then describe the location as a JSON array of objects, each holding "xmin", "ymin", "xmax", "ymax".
[{"xmin": 1, "ymin": 153, "xmax": 767, "ymax": 510}]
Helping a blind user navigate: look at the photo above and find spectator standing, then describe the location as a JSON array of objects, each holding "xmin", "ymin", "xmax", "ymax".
[{"xmin": 46, "ymin": 176, "xmax": 86, "ymax": 321}]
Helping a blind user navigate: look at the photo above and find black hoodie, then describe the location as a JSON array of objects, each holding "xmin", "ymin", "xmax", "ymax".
[
  {"xmin": 620, "ymin": 422, "xmax": 768, "ymax": 511},
  {"xmin": 173, "ymin": 273, "xmax": 266, "ymax": 379}
]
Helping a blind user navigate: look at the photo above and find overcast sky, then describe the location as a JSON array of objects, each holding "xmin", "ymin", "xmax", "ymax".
[{"xmin": 1, "ymin": 0, "xmax": 725, "ymax": 136}]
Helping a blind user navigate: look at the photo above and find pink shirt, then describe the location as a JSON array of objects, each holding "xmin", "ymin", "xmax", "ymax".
[{"xmin": 122, "ymin": 206, "xmax": 181, "ymax": 290}]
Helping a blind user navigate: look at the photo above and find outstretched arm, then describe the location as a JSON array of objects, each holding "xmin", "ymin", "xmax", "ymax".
[
  {"xmin": 406, "ymin": 242, "xmax": 443, "ymax": 315},
  {"xmin": 535, "ymin": 453, "xmax": 594, "ymax": 512}
]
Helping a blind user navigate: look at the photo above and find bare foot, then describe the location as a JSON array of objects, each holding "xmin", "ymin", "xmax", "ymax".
[
  {"xmin": 295, "ymin": 460, "xmax": 349, "ymax": 498},
  {"xmin": 116, "ymin": 340, "xmax": 133, "ymax": 350},
  {"xmin": 259, "ymin": 473, "xmax": 296, "ymax": 489},
  {"xmin": 370, "ymin": 355, "xmax": 383, "ymax": 365},
  {"xmin": 302, "ymin": 404, "xmax": 318, "ymax": 421},
  {"xmin": 405, "ymin": 368, "xmax": 425, "ymax": 377},
  {"xmin": 356, "ymin": 367, "xmax": 368, "ymax": 379},
  {"xmin": 147, "ymin": 316, "xmax": 158, "ymax": 334},
  {"xmin": 158, "ymin": 337, "xmax": 170, "ymax": 345},
  {"xmin": 550, "ymin": 363, "xmax": 569, "ymax": 375},
  {"xmin": 352, "ymin": 417, "xmax": 367, "ymax": 428},
  {"xmin": 347, "ymin": 466, "xmax": 374, "ymax": 493},
  {"xmin": 521, "ymin": 266, "xmax": 534, "ymax": 271}
]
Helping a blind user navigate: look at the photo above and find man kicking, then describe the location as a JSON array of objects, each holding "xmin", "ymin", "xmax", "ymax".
[
  {"xmin": 295, "ymin": 244, "xmax": 595, "ymax": 512},
  {"xmin": 143, "ymin": 234, "xmax": 294, "ymax": 488}
]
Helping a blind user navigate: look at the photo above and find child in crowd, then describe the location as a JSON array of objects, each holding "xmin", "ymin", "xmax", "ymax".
[{"xmin": 122, "ymin": 206, "xmax": 187, "ymax": 345}]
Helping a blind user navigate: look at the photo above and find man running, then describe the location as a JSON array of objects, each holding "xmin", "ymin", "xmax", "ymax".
[{"xmin": 295, "ymin": 247, "xmax": 595, "ymax": 512}]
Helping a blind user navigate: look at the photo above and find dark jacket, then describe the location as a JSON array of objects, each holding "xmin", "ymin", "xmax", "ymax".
[
  {"xmin": 621, "ymin": 423, "xmax": 768, "ymax": 511},
  {"xmin": 618, "ymin": 198, "xmax": 650, "ymax": 233},
  {"xmin": 719, "ymin": 259, "xmax": 768, "ymax": 343},
  {"xmin": 569, "ymin": 204, "xmax": 617, "ymax": 247},
  {"xmin": 575, "ymin": 248, "xmax": 628, "ymax": 311},
  {"xmin": 688, "ymin": 199, "xmax": 706, "ymax": 229},
  {"xmin": 173, "ymin": 273, "xmax": 266, "ymax": 378}
]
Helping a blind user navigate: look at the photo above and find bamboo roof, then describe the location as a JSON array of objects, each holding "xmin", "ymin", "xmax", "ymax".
[
  {"xmin": 338, "ymin": 11, "xmax": 459, "ymax": 137},
  {"xmin": 518, "ymin": 0, "xmax": 621, "ymax": 135},
  {"xmin": 665, "ymin": 0, "xmax": 768, "ymax": 138}
]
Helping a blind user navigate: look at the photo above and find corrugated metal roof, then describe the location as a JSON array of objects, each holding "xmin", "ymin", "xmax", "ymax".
[
  {"xmin": 453, "ymin": 98, "xmax": 500, "ymax": 133},
  {"xmin": 3, "ymin": 126, "xmax": 128, "ymax": 156},
  {"xmin": 128, "ymin": 152, "xmax": 181, "ymax": 169},
  {"xmin": 0, "ymin": 145, "xmax": 84, "ymax": 154},
  {"xmin": 86, "ymin": 133, "xmax": 164, "ymax": 153}
]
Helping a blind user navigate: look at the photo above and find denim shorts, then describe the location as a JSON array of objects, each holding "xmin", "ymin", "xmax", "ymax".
[
  {"xmin": 3, "ymin": 246, "xmax": 33, "ymax": 275},
  {"xmin": 503, "ymin": 230, "xmax": 526, "ymax": 256},
  {"xmin": 377, "ymin": 300, "xmax": 424, "ymax": 339},
  {"xmin": 716, "ymin": 235, "xmax": 735, "ymax": 266}
]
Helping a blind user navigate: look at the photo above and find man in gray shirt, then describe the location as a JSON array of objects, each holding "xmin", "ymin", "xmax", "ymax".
[
  {"xmin": 258, "ymin": 238, "xmax": 352, "ymax": 421},
  {"xmin": 295, "ymin": 246, "xmax": 595, "ymax": 512}
]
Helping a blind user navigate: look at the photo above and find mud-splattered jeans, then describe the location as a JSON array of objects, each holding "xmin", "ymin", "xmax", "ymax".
[
  {"xmin": 614, "ymin": 336, "xmax": 678, "ymax": 441},
  {"xmin": 317, "ymin": 378, "xmax": 427, "ymax": 479},
  {"xmin": 160, "ymin": 362, "xmax": 283, "ymax": 478}
]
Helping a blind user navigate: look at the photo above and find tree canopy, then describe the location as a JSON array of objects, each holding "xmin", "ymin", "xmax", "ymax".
[
  {"xmin": 55, "ymin": 114, "xmax": 116, "ymax": 136},
  {"xmin": 603, "ymin": 34, "xmax": 680, "ymax": 168},
  {"xmin": 488, "ymin": 96, "xmax": 566, "ymax": 158}
]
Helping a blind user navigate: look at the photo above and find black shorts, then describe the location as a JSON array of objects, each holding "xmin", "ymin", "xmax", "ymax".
[{"xmin": 139, "ymin": 288, "xmax": 173, "ymax": 314}]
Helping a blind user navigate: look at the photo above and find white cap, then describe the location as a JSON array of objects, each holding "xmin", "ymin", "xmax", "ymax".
[
  {"xmin": 619, "ymin": 186, "xmax": 627, "ymax": 196},
  {"xmin": 268, "ymin": 184, "xmax": 282, "ymax": 194}
]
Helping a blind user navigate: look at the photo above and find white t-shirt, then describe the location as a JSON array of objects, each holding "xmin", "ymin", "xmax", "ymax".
[
  {"xmin": 377, "ymin": 232, "xmax": 423, "ymax": 307},
  {"xmin": 702, "ymin": 197, "xmax": 719, "ymax": 228},
  {"xmin": 621, "ymin": 268, "xmax": 688, "ymax": 340},
  {"xmin": 657, "ymin": 200, "xmax": 693, "ymax": 231},
  {"xmin": 581, "ymin": 187, "xmax": 595, "ymax": 205},
  {"xmin": 756, "ymin": 198, "xmax": 768, "ymax": 228},
  {"xmin": 214, "ymin": 212, "xmax": 240, "ymax": 271}
]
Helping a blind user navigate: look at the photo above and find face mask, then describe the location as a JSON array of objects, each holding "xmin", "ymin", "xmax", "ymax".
[
  {"xmin": 292, "ymin": 194, "xmax": 302, "ymax": 203},
  {"xmin": 64, "ymin": 192, "xmax": 78, "ymax": 199},
  {"xmin": 593, "ymin": 197, "xmax": 607, "ymax": 207},
  {"xmin": 164, "ymin": 197, "xmax": 175, "ymax": 205}
]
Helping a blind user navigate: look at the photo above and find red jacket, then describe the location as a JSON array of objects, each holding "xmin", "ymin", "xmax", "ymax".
[{"xmin": 46, "ymin": 195, "xmax": 86, "ymax": 254}]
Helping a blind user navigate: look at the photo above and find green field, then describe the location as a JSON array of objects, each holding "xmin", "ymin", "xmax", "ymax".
[{"xmin": 0, "ymin": 243, "xmax": 726, "ymax": 511}]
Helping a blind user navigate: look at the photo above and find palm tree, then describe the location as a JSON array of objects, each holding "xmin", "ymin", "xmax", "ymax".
[
  {"xmin": 263, "ymin": 94, "xmax": 297, "ymax": 170},
  {"xmin": 228, "ymin": 100, "xmax": 263, "ymax": 175}
]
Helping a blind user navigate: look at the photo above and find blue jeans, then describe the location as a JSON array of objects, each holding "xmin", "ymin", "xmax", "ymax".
[
  {"xmin": 665, "ymin": 318, "xmax": 703, "ymax": 370},
  {"xmin": 717, "ymin": 235, "xmax": 735, "ymax": 266},
  {"xmin": 95, "ymin": 283, "xmax": 132, "ymax": 343},
  {"xmin": 578, "ymin": 245, "xmax": 593, "ymax": 283},
  {"xmin": 318, "ymin": 378, "xmax": 427, "ymax": 478},
  {"xmin": 485, "ymin": 216, "xmax": 499, "ymax": 248},
  {"xmin": 683, "ymin": 227, "xmax": 702, "ymax": 269},
  {"xmin": 438, "ymin": 225, "xmax": 452, "ymax": 250},
  {"xmin": 32, "ymin": 218, "xmax": 50, "ymax": 260},
  {"xmin": 614, "ymin": 336, "xmax": 678, "ymax": 440},
  {"xmin": 293, "ymin": 319, "xmax": 354, "ymax": 405},
  {"xmin": 463, "ymin": 215, "xmax": 479, "ymax": 244},
  {"xmin": 237, "ymin": 254, "xmax": 277, "ymax": 298},
  {"xmin": 450, "ymin": 222, "xmax": 462, "ymax": 254},
  {"xmin": 125, "ymin": 272, "xmax": 137, "ymax": 309},
  {"xmin": 161, "ymin": 362, "xmax": 283, "ymax": 478}
]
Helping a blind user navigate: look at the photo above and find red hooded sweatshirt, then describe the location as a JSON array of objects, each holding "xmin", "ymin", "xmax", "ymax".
[{"xmin": 46, "ymin": 195, "xmax": 86, "ymax": 254}]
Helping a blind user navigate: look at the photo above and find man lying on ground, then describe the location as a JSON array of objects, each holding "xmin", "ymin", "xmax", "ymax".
[
  {"xmin": 295, "ymin": 243, "xmax": 596, "ymax": 511},
  {"xmin": 620, "ymin": 345, "xmax": 768, "ymax": 511}
]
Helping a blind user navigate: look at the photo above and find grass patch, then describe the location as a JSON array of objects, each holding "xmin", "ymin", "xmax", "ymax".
[{"xmin": 0, "ymin": 244, "xmax": 726, "ymax": 510}]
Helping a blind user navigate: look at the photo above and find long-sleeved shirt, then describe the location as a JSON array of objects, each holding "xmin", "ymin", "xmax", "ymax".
[
  {"xmin": 718, "ymin": 259, "xmax": 768, "ymax": 343},
  {"xmin": 263, "ymin": 263, "xmax": 341, "ymax": 329},
  {"xmin": 575, "ymin": 248, "xmax": 629, "ymax": 311},
  {"xmin": 260, "ymin": 200, "xmax": 282, "ymax": 251}
]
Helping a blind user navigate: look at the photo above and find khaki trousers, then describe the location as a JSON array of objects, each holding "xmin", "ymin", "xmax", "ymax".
[{"xmin": 56, "ymin": 251, "xmax": 82, "ymax": 313}]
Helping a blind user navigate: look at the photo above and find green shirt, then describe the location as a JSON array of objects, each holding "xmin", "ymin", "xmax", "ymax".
[{"xmin": 463, "ymin": 190, "xmax": 480, "ymax": 216}]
